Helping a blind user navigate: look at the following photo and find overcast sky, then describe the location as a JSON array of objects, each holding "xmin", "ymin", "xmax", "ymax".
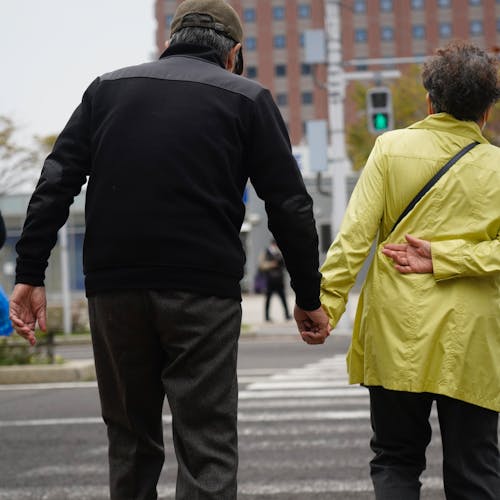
[{"xmin": 0, "ymin": 0, "xmax": 157, "ymax": 144}]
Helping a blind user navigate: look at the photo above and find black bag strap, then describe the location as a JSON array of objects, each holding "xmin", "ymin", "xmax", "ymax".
[{"xmin": 390, "ymin": 141, "xmax": 479, "ymax": 234}]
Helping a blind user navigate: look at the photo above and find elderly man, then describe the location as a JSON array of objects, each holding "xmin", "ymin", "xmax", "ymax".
[{"xmin": 10, "ymin": 1, "xmax": 329, "ymax": 499}]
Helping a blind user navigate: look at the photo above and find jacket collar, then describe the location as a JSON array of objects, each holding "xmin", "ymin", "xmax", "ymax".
[
  {"xmin": 409, "ymin": 113, "xmax": 489, "ymax": 144},
  {"xmin": 159, "ymin": 43, "xmax": 225, "ymax": 69}
]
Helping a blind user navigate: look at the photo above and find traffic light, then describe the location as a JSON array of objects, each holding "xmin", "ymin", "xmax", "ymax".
[{"xmin": 366, "ymin": 86, "xmax": 393, "ymax": 134}]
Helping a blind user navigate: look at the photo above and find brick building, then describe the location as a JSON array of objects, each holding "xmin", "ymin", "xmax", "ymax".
[
  {"xmin": 341, "ymin": 0, "xmax": 500, "ymax": 128},
  {"xmin": 156, "ymin": 0, "xmax": 500, "ymax": 144},
  {"xmin": 155, "ymin": 0, "xmax": 328, "ymax": 145}
]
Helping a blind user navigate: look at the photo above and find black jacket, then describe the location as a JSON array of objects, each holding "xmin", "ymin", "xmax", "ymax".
[{"xmin": 15, "ymin": 44, "xmax": 321, "ymax": 309}]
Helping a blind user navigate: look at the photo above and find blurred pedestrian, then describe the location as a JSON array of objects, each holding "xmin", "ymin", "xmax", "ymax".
[
  {"xmin": 0, "ymin": 211, "xmax": 5, "ymax": 250},
  {"xmin": 9, "ymin": 1, "xmax": 330, "ymax": 498},
  {"xmin": 0, "ymin": 211, "xmax": 11, "ymax": 337},
  {"xmin": 320, "ymin": 41, "xmax": 500, "ymax": 499},
  {"xmin": 259, "ymin": 240, "xmax": 291, "ymax": 321}
]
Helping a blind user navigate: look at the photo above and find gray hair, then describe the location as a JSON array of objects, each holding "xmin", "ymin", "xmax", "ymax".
[{"xmin": 169, "ymin": 27, "xmax": 241, "ymax": 71}]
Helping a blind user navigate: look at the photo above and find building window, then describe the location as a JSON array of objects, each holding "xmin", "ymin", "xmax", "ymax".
[
  {"xmin": 470, "ymin": 20, "xmax": 483, "ymax": 35},
  {"xmin": 469, "ymin": 0, "xmax": 481, "ymax": 5},
  {"xmin": 166, "ymin": 14, "xmax": 173, "ymax": 27},
  {"xmin": 275, "ymin": 64, "xmax": 287, "ymax": 77},
  {"xmin": 246, "ymin": 66, "xmax": 258, "ymax": 79},
  {"xmin": 412, "ymin": 25, "xmax": 426, "ymax": 39},
  {"xmin": 302, "ymin": 91, "xmax": 314, "ymax": 105},
  {"xmin": 438, "ymin": 0, "xmax": 451, "ymax": 6},
  {"xmin": 439, "ymin": 22, "xmax": 452, "ymax": 38},
  {"xmin": 355, "ymin": 28, "xmax": 368, "ymax": 42},
  {"xmin": 497, "ymin": 19, "xmax": 500, "ymax": 32},
  {"xmin": 380, "ymin": 0, "xmax": 393, "ymax": 12},
  {"xmin": 381, "ymin": 26, "xmax": 394, "ymax": 41},
  {"xmin": 274, "ymin": 34, "xmax": 286, "ymax": 49},
  {"xmin": 273, "ymin": 6, "xmax": 286, "ymax": 20},
  {"xmin": 245, "ymin": 37, "xmax": 257, "ymax": 50},
  {"xmin": 354, "ymin": 0, "xmax": 366, "ymax": 13},
  {"xmin": 299, "ymin": 32, "xmax": 305, "ymax": 47},
  {"xmin": 276, "ymin": 93, "xmax": 288, "ymax": 106},
  {"xmin": 411, "ymin": 0, "xmax": 424, "ymax": 9},
  {"xmin": 243, "ymin": 8, "xmax": 256, "ymax": 22},
  {"xmin": 298, "ymin": 4, "xmax": 311, "ymax": 18},
  {"xmin": 301, "ymin": 63, "xmax": 312, "ymax": 75}
]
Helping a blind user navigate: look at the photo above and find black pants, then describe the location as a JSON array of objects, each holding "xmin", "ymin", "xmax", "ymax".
[
  {"xmin": 265, "ymin": 284, "xmax": 290, "ymax": 321},
  {"xmin": 368, "ymin": 386, "xmax": 500, "ymax": 500},
  {"xmin": 88, "ymin": 290, "xmax": 241, "ymax": 500}
]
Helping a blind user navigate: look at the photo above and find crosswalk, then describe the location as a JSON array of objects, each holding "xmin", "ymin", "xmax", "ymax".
[
  {"xmin": 0, "ymin": 355, "xmax": 448, "ymax": 499},
  {"xmin": 235, "ymin": 355, "xmax": 444, "ymax": 499}
]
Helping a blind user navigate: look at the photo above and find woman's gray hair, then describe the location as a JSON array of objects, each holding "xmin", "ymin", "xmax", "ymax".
[
  {"xmin": 422, "ymin": 41, "xmax": 500, "ymax": 122},
  {"xmin": 169, "ymin": 27, "xmax": 241, "ymax": 71}
]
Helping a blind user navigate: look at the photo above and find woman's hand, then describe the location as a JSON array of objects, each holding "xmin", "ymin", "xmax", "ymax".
[{"xmin": 382, "ymin": 234, "xmax": 433, "ymax": 274}]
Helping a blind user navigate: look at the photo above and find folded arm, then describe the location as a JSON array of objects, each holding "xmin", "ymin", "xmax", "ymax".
[{"xmin": 383, "ymin": 232, "xmax": 500, "ymax": 279}]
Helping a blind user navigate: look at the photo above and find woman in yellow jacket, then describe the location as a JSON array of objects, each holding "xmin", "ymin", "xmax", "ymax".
[{"xmin": 321, "ymin": 41, "xmax": 500, "ymax": 499}]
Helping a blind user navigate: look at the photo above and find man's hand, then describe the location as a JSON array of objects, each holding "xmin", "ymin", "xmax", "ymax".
[
  {"xmin": 294, "ymin": 305, "xmax": 331, "ymax": 345},
  {"xmin": 382, "ymin": 234, "xmax": 433, "ymax": 274},
  {"xmin": 9, "ymin": 284, "xmax": 47, "ymax": 346}
]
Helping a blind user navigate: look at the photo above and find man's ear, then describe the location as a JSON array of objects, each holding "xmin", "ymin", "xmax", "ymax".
[{"xmin": 226, "ymin": 43, "xmax": 242, "ymax": 73}]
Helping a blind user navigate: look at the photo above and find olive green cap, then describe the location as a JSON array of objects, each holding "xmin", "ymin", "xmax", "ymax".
[{"xmin": 170, "ymin": 0, "xmax": 243, "ymax": 43}]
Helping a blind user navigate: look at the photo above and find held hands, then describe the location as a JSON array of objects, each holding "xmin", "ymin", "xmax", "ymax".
[
  {"xmin": 9, "ymin": 284, "xmax": 47, "ymax": 346},
  {"xmin": 294, "ymin": 304, "xmax": 331, "ymax": 345},
  {"xmin": 382, "ymin": 234, "xmax": 433, "ymax": 274}
]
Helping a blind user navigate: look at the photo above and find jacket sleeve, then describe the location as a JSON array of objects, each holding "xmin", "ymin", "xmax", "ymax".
[
  {"xmin": 15, "ymin": 78, "xmax": 100, "ymax": 286},
  {"xmin": 432, "ymin": 233, "xmax": 500, "ymax": 280},
  {"xmin": 320, "ymin": 137, "xmax": 386, "ymax": 327},
  {"xmin": 0, "ymin": 211, "xmax": 6, "ymax": 250},
  {"xmin": 247, "ymin": 89, "xmax": 321, "ymax": 310}
]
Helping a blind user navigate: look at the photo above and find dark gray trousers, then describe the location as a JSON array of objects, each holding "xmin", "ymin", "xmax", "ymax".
[
  {"xmin": 88, "ymin": 290, "xmax": 241, "ymax": 500},
  {"xmin": 368, "ymin": 386, "xmax": 500, "ymax": 500}
]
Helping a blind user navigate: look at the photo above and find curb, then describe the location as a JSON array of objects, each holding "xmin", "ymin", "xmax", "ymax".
[{"xmin": 0, "ymin": 359, "xmax": 96, "ymax": 385}]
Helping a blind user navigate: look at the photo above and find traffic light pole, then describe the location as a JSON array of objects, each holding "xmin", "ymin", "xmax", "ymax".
[
  {"xmin": 324, "ymin": 1, "xmax": 402, "ymax": 238},
  {"xmin": 325, "ymin": 0, "xmax": 349, "ymax": 239}
]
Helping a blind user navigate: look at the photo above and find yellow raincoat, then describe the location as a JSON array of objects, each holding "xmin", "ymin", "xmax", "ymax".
[{"xmin": 320, "ymin": 113, "xmax": 500, "ymax": 411}]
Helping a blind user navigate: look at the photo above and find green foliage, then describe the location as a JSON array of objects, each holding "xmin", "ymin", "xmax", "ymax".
[
  {"xmin": 346, "ymin": 64, "xmax": 500, "ymax": 169},
  {"xmin": 482, "ymin": 102, "xmax": 500, "ymax": 147},
  {"xmin": 0, "ymin": 338, "xmax": 32, "ymax": 365},
  {"xmin": 0, "ymin": 115, "xmax": 59, "ymax": 194},
  {"xmin": 0, "ymin": 333, "xmax": 63, "ymax": 365},
  {"xmin": 346, "ymin": 66, "xmax": 428, "ymax": 170}
]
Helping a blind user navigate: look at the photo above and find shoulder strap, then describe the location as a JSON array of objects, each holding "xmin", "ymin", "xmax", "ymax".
[{"xmin": 390, "ymin": 141, "xmax": 479, "ymax": 234}]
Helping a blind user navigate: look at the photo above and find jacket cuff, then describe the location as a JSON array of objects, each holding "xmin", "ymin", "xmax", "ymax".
[
  {"xmin": 15, "ymin": 259, "xmax": 46, "ymax": 286},
  {"xmin": 293, "ymin": 272, "xmax": 322, "ymax": 310}
]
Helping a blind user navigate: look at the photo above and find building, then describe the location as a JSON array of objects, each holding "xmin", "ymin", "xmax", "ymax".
[
  {"xmin": 155, "ymin": 0, "xmax": 329, "ymax": 145},
  {"xmin": 156, "ymin": 1, "xmax": 500, "ymax": 138},
  {"xmin": 341, "ymin": 0, "xmax": 500, "ymax": 127}
]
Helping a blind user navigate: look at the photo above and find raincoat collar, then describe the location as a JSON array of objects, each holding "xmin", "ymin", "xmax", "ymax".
[{"xmin": 409, "ymin": 113, "xmax": 489, "ymax": 144}]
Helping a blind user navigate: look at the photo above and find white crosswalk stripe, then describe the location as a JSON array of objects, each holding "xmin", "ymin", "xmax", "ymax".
[{"xmin": 0, "ymin": 354, "xmax": 448, "ymax": 498}]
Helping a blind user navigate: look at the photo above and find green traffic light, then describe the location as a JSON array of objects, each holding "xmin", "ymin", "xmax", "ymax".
[{"xmin": 373, "ymin": 113, "xmax": 388, "ymax": 130}]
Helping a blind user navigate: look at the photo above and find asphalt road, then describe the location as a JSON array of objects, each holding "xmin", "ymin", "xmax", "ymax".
[{"xmin": 0, "ymin": 334, "xmax": 463, "ymax": 499}]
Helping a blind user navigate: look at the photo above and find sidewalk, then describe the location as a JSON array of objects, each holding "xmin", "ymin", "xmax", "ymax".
[
  {"xmin": 0, "ymin": 293, "xmax": 359, "ymax": 384},
  {"xmin": 241, "ymin": 292, "xmax": 358, "ymax": 336}
]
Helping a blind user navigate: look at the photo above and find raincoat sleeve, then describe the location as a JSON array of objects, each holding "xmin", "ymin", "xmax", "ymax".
[
  {"xmin": 431, "ymin": 231, "xmax": 500, "ymax": 280},
  {"xmin": 320, "ymin": 137, "xmax": 386, "ymax": 327}
]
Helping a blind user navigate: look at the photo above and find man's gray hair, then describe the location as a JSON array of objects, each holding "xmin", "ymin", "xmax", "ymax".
[{"xmin": 169, "ymin": 27, "xmax": 240, "ymax": 70}]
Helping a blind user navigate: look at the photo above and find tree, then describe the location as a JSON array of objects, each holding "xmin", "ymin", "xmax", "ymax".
[
  {"xmin": 0, "ymin": 116, "xmax": 57, "ymax": 195},
  {"xmin": 346, "ymin": 64, "xmax": 500, "ymax": 170},
  {"xmin": 346, "ymin": 65, "xmax": 427, "ymax": 171}
]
